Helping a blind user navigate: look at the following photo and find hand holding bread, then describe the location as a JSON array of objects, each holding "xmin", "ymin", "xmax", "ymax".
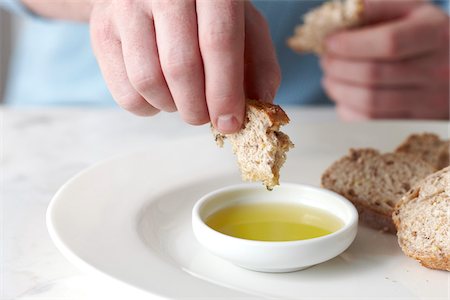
[{"xmin": 290, "ymin": 0, "xmax": 450, "ymax": 120}]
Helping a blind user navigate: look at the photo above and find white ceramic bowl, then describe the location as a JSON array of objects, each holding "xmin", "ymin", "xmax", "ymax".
[{"xmin": 192, "ymin": 183, "xmax": 358, "ymax": 273}]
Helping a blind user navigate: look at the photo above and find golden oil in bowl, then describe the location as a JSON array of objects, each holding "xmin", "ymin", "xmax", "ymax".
[{"xmin": 205, "ymin": 203, "xmax": 344, "ymax": 242}]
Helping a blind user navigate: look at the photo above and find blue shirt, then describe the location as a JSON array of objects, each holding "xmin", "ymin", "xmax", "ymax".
[{"xmin": 2, "ymin": 0, "xmax": 448, "ymax": 107}]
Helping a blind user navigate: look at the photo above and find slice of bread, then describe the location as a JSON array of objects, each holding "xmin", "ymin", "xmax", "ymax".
[
  {"xmin": 321, "ymin": 149, "xmax": 436, "ymax": 233},
  {"xmin": 396, "ymin": 133, "xmax": 449, "ymax": 170},
  {"xmin": 288, "ymin": 0, "xmax": 364, "ymax": 54},
  {"xmin": 212, "ymin": 99, "xmax": 294, "ymax": 190},
  {"xmin": 393, "ymin": 166, "xmax": 450, "ymax": 271}
]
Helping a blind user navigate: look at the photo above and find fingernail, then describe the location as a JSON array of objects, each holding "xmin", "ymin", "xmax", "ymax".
[{"xmin": 217, "ymin": 114, "xmax": 240, "ymax": 133}]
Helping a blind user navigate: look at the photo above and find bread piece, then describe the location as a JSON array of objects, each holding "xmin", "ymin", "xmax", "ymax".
[
  {"xmin": 288, "ymin": 0, "xmax": 364, "ymax": 54},
  {"xmin": 393, "ymin": 166, "xmax": 450, "ymax": 271},
  {"xmin": 396, "ymin": 133, "xmax": 449, "ymax": 170},
  {"xmin": 212, "ymin": 99, "xmax": 294, "ymax": 190},
  {"xmin": 321, "ymin": 149, "xmax": 436, "ymax": 233}
]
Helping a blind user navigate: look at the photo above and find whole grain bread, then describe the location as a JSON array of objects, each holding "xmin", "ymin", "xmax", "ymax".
[
  {"xmin": 393, "ymin": 166, "xmax": 450, "ymax": 271},
  {"xmin": 212, "ymin": 99, "xmax": 294, "ymax": 190},
  {"xmin": 288, "ymin": 0, "xmax": 364, "ymax": 54},
  {"xmin": 321, "ymin": 149, "xmax": 436, "ymax": 233},
  {"xmin": 396, "ymin": 133, "xmax": 449, "ymax": 170}
]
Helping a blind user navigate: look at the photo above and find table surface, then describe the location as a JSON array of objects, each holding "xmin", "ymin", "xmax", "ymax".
[{"xmin": 2, "ymin": 106, "xmax": 337, "ymax": 300}]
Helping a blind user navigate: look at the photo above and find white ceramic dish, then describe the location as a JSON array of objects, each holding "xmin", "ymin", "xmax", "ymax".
[
  {"xmin": 192, "ymin": 183, "xmax": 358, "ymax": 272},
  {"xmin": 47, "ymin": 122, "xmax": 450, "ymax": 299}
]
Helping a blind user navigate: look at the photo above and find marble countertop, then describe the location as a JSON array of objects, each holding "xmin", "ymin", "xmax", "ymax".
[{"xmin": 2, "ymin": 106, "xmax": 337, "ymax": 299}]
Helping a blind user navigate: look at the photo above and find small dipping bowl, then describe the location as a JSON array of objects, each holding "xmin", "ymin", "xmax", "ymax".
[{"xmin": 192, "ymin": 183, "xmax": 358, "ymax": 273}]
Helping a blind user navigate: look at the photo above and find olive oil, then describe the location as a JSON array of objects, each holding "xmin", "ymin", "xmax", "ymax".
[{"xmin": 205, "ymin": 203, "xmax": 343, "ymax": 241}]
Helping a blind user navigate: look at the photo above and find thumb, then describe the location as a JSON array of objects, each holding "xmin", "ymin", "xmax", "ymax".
[{"xmin": 362, "ymin": 0, "xmax": 426, "ymax": 24}]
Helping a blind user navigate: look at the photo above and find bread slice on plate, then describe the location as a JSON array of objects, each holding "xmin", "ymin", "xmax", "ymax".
[
  {"xmin": 212, "ymin": 99, "xmax": 294, "ymax": 190},
  {"xmin": 393, "ymin": 166, "xmax": 450, "ymax": 271},
  {"xmin": 396, "ymin": 133, "xmax": 449, "ymax": 170},
  {"xmin": 288, "ymin": 0, "xmax": 364, "ymax": 54},
  {"xmin": 321, "ymin": 149, "xmax": 436, "ymax": 233}
]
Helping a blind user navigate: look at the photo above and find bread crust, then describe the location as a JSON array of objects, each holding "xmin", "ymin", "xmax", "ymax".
[
  {"xmin": 288, "ymin": 0, "xmax": 365, "ymax": 54},
  {"xmin": 212, "ymin": 99, "xmax": 293, "ymax": 189},
  {"xmin": 322, "ymin": 148, "xmax": 435, "ymax": 234},
  {"xmin": 413, "ymin": 255, "xmax": 450, "ymax": 271},
  {"xmin": 246, "ymin": 99, "xmax": 290, "ymax": 127},
  {"xmin": 393, "ymin": 166, "xmax": 450, "ymax": 271},
  {"xmin": 396, "ymin": 133, "xmax": 449, "ymax": 170},
  {"xmin": 350, "ymin": 200, "xmax": 397, "ymax": 234}
]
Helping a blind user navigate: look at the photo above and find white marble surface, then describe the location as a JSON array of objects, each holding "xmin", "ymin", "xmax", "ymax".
[{"xmin": 2, "ymin": 106, "xmax": 337, "ymax": 299}]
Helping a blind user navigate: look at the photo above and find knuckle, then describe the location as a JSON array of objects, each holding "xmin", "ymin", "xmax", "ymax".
[
  {"xmin": 163, "ymin": 56, "xmax": 198, "ymax": 80},
  {"xmin": 90, "ymin": 18, "xmax": 116, "ymax": 49},
  {"xmin": 129, "ymin": 72, "xmax": 158, "ymax": 93},
  {"xmin": 201, "ymin": 30, "xmax": 238, "ymax": 52},
  {"xmin": 181, "ymin": 113, "xmax": 210, "ymax": 126},
  {"xmin": 116, "ymin": 93, "xmax": 147, "ymax": 113}
]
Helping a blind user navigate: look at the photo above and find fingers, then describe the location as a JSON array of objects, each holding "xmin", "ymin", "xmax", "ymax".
[
  {"xmin": 326, "ymin": 5, "xmax": 448, "ymax": 60},
  {"xmin": 197, "ymin": 0, "xmax": 246, "ymax": 133},
  {"xmin": 152, "ymin": 0, "xmax": 209, "ymax": 125},
  {"xmin": 243, "ymin": 2, "xmax": 281, "ymax": 103},
  {"xmin": 362, "ymin": 0, "xmax": 424, "ymax": 24},
  {"xmin": 324, "ymin": 77, "xmax": 450, "ymax": 120},
  {"xmin": 323, "ymin": 76, "xmax": 413, "ymax": 116},
  {"xmin": 320, "ymin": 53, "xmax": 439, "ymax": 88},
  {"xmin": 335, "ymin": 104, "xmax": 409, "ymax": 121},
  {"xmin": 90, "ymin": 7, "xmax": 159, "ymax": 116},
  {"xmin": 116, "ymin": 2, "xmax": 176, "ymax": 112}
]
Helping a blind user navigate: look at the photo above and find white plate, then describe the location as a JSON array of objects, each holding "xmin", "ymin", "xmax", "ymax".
[{"xmin": 47, "ymin": 121, "xmax": 450, "ymax": 300}]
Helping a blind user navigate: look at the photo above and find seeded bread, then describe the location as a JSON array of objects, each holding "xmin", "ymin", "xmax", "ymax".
[
  {"xmin": 393, "ymin": 166, "xmax": 450, "ymax": 271},
  {"xmin": 321, "ymin": 149, "xmax": 436, "ymax": 233},
  {"xmin": 212, "ymin": 99, "xmax": 294, "ymax": 190},
  {"xmin": 288, "ymin": 0, "xmax": 364, "ymax": 54},
  {"xmin": 395, "ymin": 133, "xmax": 449, "ymax": 170}
]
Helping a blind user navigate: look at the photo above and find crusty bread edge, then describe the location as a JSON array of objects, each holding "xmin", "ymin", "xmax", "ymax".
[
  {"xmin": 323, "ymin": 183, "xmax": 397, "ymax": 233},
  {"xmin": 287, "ymin": 0, "xmax": 365, "ymax": 54},
  {"xmin": 393, "ymin": 179, "xmax": 450, "ymax": 271},
  {"xmin": 320, "ymin": 148, "xmax": 432, "ymax": 234},
  {"xmin": 395, "ymin": 133, "xmax": 450, "ymax": 170},
  {"xmin": 246, "ymin": 99, "xmax": 290, "ymax": 127},
  {"xmin": 351, "ymin": 200, "xmax": 396, "ymax": 234},
  {"xmin": 411, "ymin": 255, "xmax": 450, "ymax": 271}
]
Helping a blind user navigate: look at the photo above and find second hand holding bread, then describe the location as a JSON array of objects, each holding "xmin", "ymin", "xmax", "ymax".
[{"xmin": 288, "ymin": 0, "xmax": 364, "ymax": 54}]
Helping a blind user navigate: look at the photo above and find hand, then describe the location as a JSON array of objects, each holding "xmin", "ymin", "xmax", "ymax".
[
  {"xmin": 88, "ymin": 0, "xmax": 280, "ymax": 133},
  {"xmin": 320, "ymin": 0, "xmax": 449, "ymax": 120}
]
